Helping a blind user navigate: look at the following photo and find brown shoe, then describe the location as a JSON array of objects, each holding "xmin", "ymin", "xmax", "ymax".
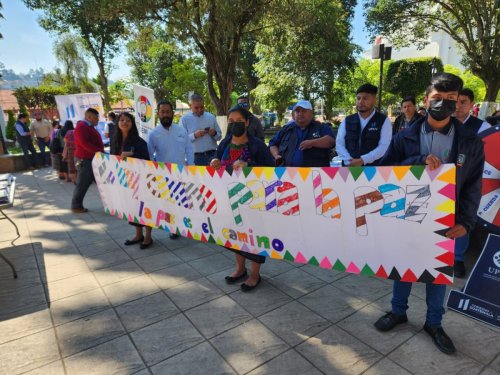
[{"xmin": 71, "ymin": 207, "xmax": 89, "ymax": 213}]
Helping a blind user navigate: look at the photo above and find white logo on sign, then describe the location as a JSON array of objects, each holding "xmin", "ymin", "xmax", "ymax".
[
  {"xmin": 458, "ymin": 299, "xmax": 470, "ymax": 311},
  {"xmin": 493, "ymin": 251, "xmax": 500, "ymax": 268}
]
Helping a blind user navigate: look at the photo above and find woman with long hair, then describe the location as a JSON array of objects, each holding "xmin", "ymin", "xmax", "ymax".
[
  {"xmin": 111, "ymin": 112, "xmax": 153, "ymax": 249},
  {"xmin": 62, "ymin": 120, "xmax": 77, "ymax": 183}
]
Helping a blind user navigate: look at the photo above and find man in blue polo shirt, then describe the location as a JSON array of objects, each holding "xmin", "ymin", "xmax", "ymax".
[
  {"xmin": 374, "ymin": 73, "xmax": 484, "ymax": 355},
  {"xmin": 15, "ymin": 113, "xmax": 38, "ymax": 169},
  {"xmin": 269, "ymin": 100, "xmax": 334, "ymax": 167}
]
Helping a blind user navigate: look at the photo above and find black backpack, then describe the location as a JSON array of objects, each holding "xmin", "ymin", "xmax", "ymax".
[{"xmin": 49, "ymin": 130, "xmax": 63, "ymax": 153}]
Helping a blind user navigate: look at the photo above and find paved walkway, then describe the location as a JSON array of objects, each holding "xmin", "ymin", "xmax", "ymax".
[{"xmin": 0, "ymin": 168, "xmax": 499, "ymax": 375}]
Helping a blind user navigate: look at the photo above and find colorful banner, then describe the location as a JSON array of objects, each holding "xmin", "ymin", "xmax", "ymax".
[
  {"xmin": 133, "ymin": 85, "xmax": 156, "ymax": 141},
  {"xmin": 92, "ymin": 153, "xmax": 457, "ymax": 284},
  {"xmin": 447, "ymin": 234, "xmax": 500, "ymax": 328},
  {"xmin": 55, "ymin": 93, "xmax": 107, "ymax": 142},
  {"xmin": 477, "ymin": 125, "xmax": 500, "ymax": 234}
]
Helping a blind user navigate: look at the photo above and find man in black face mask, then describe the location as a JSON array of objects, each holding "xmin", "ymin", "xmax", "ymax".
[
  {"xmin": 374, "ymin": 73, "xmax": 484, "ymax": 355},
  {"xmin": 147, "ymin": 100, "xmax": 194, "ymax": 239}
]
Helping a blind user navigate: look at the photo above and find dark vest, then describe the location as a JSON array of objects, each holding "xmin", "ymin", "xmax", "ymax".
[
  {"xmin": 15, "ymin": 121, "xmax": 31, "ymax": 143},
  {"xmin": 344, "ymin": 111, "xmax": 387, "ymax": 165},
  {"xmin": 278, "ymin": 121, "xmax": 331, "ymax": 167},
  {"xmin": 464, "ymin": 116, "xmax": 483, "ymax": 134}
]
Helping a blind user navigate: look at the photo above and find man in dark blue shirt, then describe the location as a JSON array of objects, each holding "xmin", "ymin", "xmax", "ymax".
[{"xmin": 269, "ymin": 100, "xmax": 334, "ymax": 167}]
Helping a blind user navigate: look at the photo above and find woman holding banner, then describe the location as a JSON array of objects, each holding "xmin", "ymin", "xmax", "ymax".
[
  {"xmin": 111, "ymin": 112, "xmax": 153, "ymax": 249},
  {"xmin": 210, "ymin": 106, "xmax": 275, "ymax": 291}
]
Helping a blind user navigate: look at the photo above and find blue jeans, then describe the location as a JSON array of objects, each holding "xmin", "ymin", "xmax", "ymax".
[
  {"xmin": 454, "ymin": 234, "xmax": 469, "ymax": 262},
  {"xmin": 194, "ymin": 150, "xmax": 216, "ymax": 166},
  {"xmin": 391, "ymin": 280, "xmax": 446, "ymax": 327},
  {"xmin": 71, "ymin": 159, "xmax": 95, "ymax": 209},
  {"xmin": 36, "ymin": 137, "xmax": 49, "ymax": 165}
]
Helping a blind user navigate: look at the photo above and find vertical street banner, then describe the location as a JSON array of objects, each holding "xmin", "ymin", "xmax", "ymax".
[
  {"xmin": 447, "ymin": 234, "xmax": 500, "ymax": 328},
  {"xmin": 133, "ymin": 85, "xmax": 156, "ymax": 141},
  {"xmin": 93, "ymin": 154, "xmax": 459, "ymax": 285}
]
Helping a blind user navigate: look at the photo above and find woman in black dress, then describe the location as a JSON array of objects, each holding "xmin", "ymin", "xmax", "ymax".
[
  {"xmin": 210, "ymin": 106, "xmax": 275, "ymax": 291},
  {"xmin": 111, "ymin": 112, "xmax": 153, "ymax": 249}
]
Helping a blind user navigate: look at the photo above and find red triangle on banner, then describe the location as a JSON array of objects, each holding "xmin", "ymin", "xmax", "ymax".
[
  {"xmin": 375, "ymin": 265, "xmax": 388, "ymax": 278},
  {"xmin": 200, "ymin": 233, "xmax": 207, "ymax": 242},
  {"xmin": 321, "ymin": 167, "xmax": 339, "ymax": 180},
  {"xmin": 435, "ymin": 251, "xmax": 454, "ymax": 266},
  {"xmin": 186, "ymin": 230, "xmax": 193, "ymax": 239},
  {"xmin": 153, "ymin": 161, "xmax": 159, "ymax": 169},
  {"xmin": 224, "ymin": 240, "xmax": 232, "ymax": 248},
  {"xmin": 206, "ymin": 166, "xmax": 216, "ymax": 177},
  {"xmin": 435, "ymin": 214, "xmax": 455, "ymax": 227},
  {"xmin": 401, "ymin": 269, "xmax": 418, "ymax": 282},
  {"xmin": 434, "ymin": 273, "xmax": 453, "ymax": 285}
]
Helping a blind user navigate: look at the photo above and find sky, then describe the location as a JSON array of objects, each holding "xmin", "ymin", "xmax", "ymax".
[{"xmin": 0, "ymin": 1, "xmax": 371, "ymax": 80}]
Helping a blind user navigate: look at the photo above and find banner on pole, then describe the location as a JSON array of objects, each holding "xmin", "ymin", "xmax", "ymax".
[
  {"xmin": 447, "ymin": 234, "xmax": 500, "ymax": 328},
  {"xmin": 92, "ymin": 153, "xmax": 457, "ymax": 284},
  {"xmin": 133, "ymin": 85, "xmax": 156, "ymax": 141}
]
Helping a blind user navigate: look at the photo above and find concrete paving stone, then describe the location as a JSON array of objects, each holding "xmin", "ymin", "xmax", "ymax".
[
  {"xmin": 135, "ymin": 251, "xmax": 183, "ymax": 273},
  {"xmin": 121, "ymin": 243, "xmax": 169, "ymax": 260},
  {"xmin": 115, "ymin": 292, "xmax": 179, "ymax": 332},
  {"xmin": 171, "ymin": 242, "xmax": 215, "ymax": 261},
  {"xmin": 0, "ymin": 283, "xmax": 48, "ymax": 318},
  {"xmin": 64, "ymin": 335, "xmax": 145, "ymax": 375},
  {"xmin": 338, "ymin": 303, "xmax": 422, "ymax": 355},
  {"xmin": 247, "ymin": 349, "xmax": 323, "ymax": 375},
  {"xmin": 297, "ymin": 325, "xmax": 381, "ymax": 375},
  {"xmin": 83, "ymin": 248, "xmax": 132, "ymax": 271},
  {"xmin": 93, "ymin": 260, "xmax": 144, "ymax": 287},
  {"xmin": 229, "ymin": 281, "xmax": 293, "ymax": 317},
  {"xmin": 489, "ymin": 355, "xmax": 500, "ymax": 373},
  {"xmin": 149, "ymin": 262, "xmax": 203, "ymax": 290},
  {"xmin": 210, "ymin": 319, "xmax": 289, "ymax": 374},
  {"xmin": 151, "ymin": 341, "xmax": 236, "ymax": 375},
  {"xmin": 0, "ymin": 251, "xmax": 37, "ymax": 272},
  {"xmin": 333, "ymin": 274, "xmax": 392, "ymax": 302},
  {"xmin": 50, "ymin": 288, "xmax": 110, "ymax": 326},
  {"xmin": 443, "ymin": 311, "xmax": 500, "ymax": 365},
  {"xmin": 389, "ymin": 331, "xmax": 483, "ymax": 375},
  {"xmin": 298, "ymin": 284, "xmax": 368, "ymax": 323},
  {"xmin": 131, "ymin": 314, "xmax": 204, "ymax": 366},
  {"xmin": 188, "ymin": 253, "xmax": 234, "ymax": 276},
  {"xmin": 0, "ymin": 244, "xmax": 34, "ymax": 259},
  {"xmin": 255, "ymin": 257, "xmax": 296, "ymax": 278},
  {"xmin": 185, "ymin": 295, "xmax": 252, "ymax": 339},
  {"xmin": 300, "ymin": 264, "xmax": 350, "ymax": 283},
  {"xmin": 162, "ymin": 235, "xmax": 200, "ymax": 251},
  {"xmin": 205, "ymin": 268, "xmax": 243, "ymax": 293},
  {"xmin": 0, "ymin": 266, "xmax": 43, "ymax": 290},
  {"xmin": 480, "ymin": 367, "xmax": 500, "ymax": 375},
  {"xmin": 56, "ymin": 308, "xmax": 126, "ymax": 357},
  {"xmin": 0, "ymin": 307, "xmax": 52, "ymax": 345},
  {"xmin": 22, "ymin": 360, "xmax": 65, "ymax": 375},
  {"xmin": 363, "ymin": 358, "xmax": 412, "ymax": 375},
  {"xmin": 268, "ymin": 268, "xmax": 326, "ymax": 299},
  {"xmin": 71, "ymin": 232, "xmax": 113, "ymax": 248},
  {"xmin": 258, "ymin": 301, "xmax": 331, "ymax": 346},
  {"xmin": 77, "ymin": 240, "xmax": 122, "ymax": 257},
  {"xmin": 35, "ymin": 249, "xmax": 83, "ymax": 268},
  {"xmin": 42, "ymin": 258, "xmax": 90, "ymax": 283},
  {"xmin": 166, "ymin": 277, "xmax": 224, "ymax": 311},
  {"xmin": 46, "ymin": 272, "xmax": 100, "ymax": 301},
  {"xmin": 102, "ymin": 274, "xmax": 160, "ymax": 306},
  {"xmin": 0, "ymin": 328, "xmax": 60, "ymax": 375}
]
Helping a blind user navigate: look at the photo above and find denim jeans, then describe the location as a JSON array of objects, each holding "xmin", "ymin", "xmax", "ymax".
[
  {"xmin": 454, "ymin": 234, "xmax": 469, "ymax": 262},
  {"xmin": 194, "ymin": 150, "xmax": 217, "ymax": 166},
  {"xmin": 391, "ymin": 280, "xmax": 446, "ymax": 327},
  {"xmin": 36, "ymin": 137, "xmax": 49, "ymax": 165},
  {"xmin": 71, "ymin": 159, "xmax": 95, "ymax": 209}
]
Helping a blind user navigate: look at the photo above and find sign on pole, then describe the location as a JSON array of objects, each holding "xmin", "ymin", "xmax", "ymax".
[{"xmin": 133, "ymin": 85, "xmax": 156, "ymax": 141}]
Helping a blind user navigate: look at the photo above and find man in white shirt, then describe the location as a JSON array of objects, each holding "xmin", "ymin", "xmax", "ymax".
[
  {"xmin": 335, "ymin": 83, "xmax": 392, "ymax": 166},
  {"xmin": 30, "ymin": 110, "xmax": 52, "ymax": 166}
]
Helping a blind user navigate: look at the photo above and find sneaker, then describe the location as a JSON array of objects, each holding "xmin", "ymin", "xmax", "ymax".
[
  {"xmin": 423, "ymin": 323, "xmax": 456, "ymax": 354},
  {"xmin": 454, "ymin": 261, "xmax": 466, "ymax": 278},
  {"xmin": 169, "ymin": 234, "xmax": 179, "ymax": 240},
  {"xmin": 374, "ymin": 312, "xmax": 408, "ymax": 332}
]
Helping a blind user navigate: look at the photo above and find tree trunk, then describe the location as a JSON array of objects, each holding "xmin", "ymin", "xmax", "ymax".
[
  {"xmin": 247, "ymin": 76, "xmax": 261, "ymax": 114},
  {"xmin": 97, "ymin": 61, "xmax": 111, "ymax": 113},
  {"xmin": 483, "ymin": 76, "xmax": 500, "ymax": 103}
]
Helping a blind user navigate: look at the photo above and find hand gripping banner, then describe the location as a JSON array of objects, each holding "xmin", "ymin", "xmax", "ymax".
[{"xmin": 93, "ymin": 153, "xmax": 457, "ymax": 284}]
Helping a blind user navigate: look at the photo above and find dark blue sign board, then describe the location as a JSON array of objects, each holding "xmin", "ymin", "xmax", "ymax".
[{"xmin": 447, "ymin": 234, "xmax": 500, "ymax": 328}]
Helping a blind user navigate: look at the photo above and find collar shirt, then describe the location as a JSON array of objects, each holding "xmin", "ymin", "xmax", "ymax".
[
  {"xmin": 147, "ymin": 123, "xmax": 194, "ymax": 165},
  {"xmin": 180, "ymin": 111, "xmax": 222, "ymax": 153}
]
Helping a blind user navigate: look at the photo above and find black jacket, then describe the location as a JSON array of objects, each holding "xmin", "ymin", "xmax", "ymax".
[
  {"xmin": 111, "ymin": 135, "xmax": 150, "ymax": 161},
  {"xmin": 392, "ymin": 113, "xmax": 423, "ymax": 135},
  {"xmin": 217, "ymin": 134, "xmax": 275, "ymax": 167},
  {"xmin": 380, "ymin": 116, "xmax": 484, "ymax": 233}
]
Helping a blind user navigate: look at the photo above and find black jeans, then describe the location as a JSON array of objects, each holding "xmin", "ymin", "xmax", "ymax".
[
  {"xmin": 18, "ymin": 139, "xmax": 37, "ymax": 168},
  {"xmin": 194, "ymin": 150, "xmax": 217, "ymax": 166},
  {"xmin": 71, "ymin": 159, "xmax": 94, "ymax": 209}
]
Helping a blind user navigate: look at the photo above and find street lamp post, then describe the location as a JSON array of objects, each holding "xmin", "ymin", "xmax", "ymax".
[{"xmin": 371, "ymin": 40, "xmax": 392, "ymax": 112}]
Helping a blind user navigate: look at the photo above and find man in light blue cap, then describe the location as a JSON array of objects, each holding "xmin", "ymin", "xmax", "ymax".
[{"xmin": 269, "ymin": 100, "xmax": 334, "ymax": 167}]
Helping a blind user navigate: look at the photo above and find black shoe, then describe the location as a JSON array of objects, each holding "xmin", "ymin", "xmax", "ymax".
[
  {"xmin": 124, "ymin": 236, "xmax": 144, "ymax": 246},
  {"xmin": 169, "ymin": 234, "xmax": 179, "ymax": 240},
  {"xmin": 225, "ymin": 269, "xmax": 248, "ymax": 284},
  {"xmin": 374, "ymin": 312, "xmax": 408, "ymax": 332},
  {"xmin": 241, "ymin": 276, "xmax": 261, "ymax": 292},
  {"xmin": 140, "ymin": 239, "xmax": 154, "ymax": 250},
  {"xmin": 423, "ymin": 323, "xmax": 456, "ymax": 354},
  {"xmin": 454, "ymin": 261, "xmax": 466, "ymax": 278}
]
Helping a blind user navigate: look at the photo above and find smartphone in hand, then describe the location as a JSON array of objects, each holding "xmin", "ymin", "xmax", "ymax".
[{"xmin": 204, "ymin": 127, "xmax": 210, "ymax": 132}]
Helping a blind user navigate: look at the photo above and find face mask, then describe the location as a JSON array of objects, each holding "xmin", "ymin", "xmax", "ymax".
[
  {"xmin": 427, "ymin": 99, "xmax": 456, "ymax": 121},
  {"xmin": 229, "ymin": 121, "xmax": 246, "ymax": 137}
]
